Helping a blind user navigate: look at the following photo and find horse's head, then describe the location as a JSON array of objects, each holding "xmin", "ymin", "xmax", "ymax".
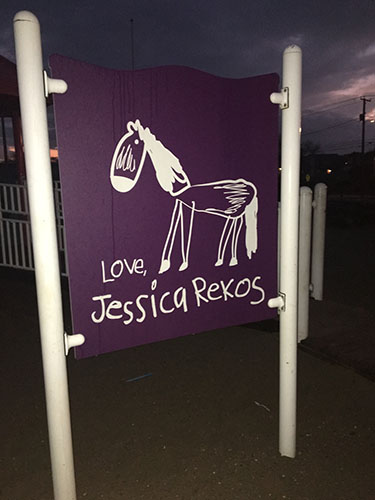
[{"xmin": 110, "ymin": 119, "xmax": 147, "ymax": 193}]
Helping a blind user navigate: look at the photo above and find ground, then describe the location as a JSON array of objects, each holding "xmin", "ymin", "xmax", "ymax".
[{"xmin": 1, "ymin": 201, "xmax": 374, "ymax": 500}]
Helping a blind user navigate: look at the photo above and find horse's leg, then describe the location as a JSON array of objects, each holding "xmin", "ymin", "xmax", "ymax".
[
  {"xmin": 230, "ymin": 216, "xmax": 243, "ymax": 266},
  {"xmin": 159, "ymin": 199, "xmax": 181, "ymax": 274},
  {"xmin": 179, "ymin": 201, "xmax": 195, "ymax": 271},
  {"xmin": 215, "ymin": 217, "xmax": 235, "ymax": 266}
]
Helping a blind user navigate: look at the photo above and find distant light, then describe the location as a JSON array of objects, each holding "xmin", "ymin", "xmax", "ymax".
[
  {"xmin": 278, "ymin": 167, "xmax": 282, "ymax": 171},
  {"xmin": 50, "ymin": 148, "xmax": 58, "ymax": 159},
  {"xmin": 371, "ymin": 119, "xmax": 375, "ymax": 123},
  {"xmin": 327, "ymin": 169, "xmax": 332, "ymax": 174}
]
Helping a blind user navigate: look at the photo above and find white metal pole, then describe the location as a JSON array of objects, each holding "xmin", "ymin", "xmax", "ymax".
[
  {"xmin": 277, "ymin": 201, "xmax": 281, "ymax": 289},
  {"xmin": 298, "ymin": 186, "xmax": 313, "ymax": 342},
  {"xmin": 311, "ymin": 183, "xmax": 327, "ymax": 301},
  {"xmin": 13, "ymin": 11, "xmax": 77, "ymax": 500},
  {"xmin": 276, "ymin": 46, "xmax": 302, "ymax": 458}
]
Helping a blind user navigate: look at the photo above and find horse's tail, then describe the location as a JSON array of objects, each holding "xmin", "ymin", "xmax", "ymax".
[{"xmin": 244, "ymin": 188, "xmax": 258, "ymax": 259}]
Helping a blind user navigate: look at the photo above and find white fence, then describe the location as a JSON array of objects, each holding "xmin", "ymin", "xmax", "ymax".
[{"xmin": 0, "ymin": 181, "xmax": 67, "ymax": 275}]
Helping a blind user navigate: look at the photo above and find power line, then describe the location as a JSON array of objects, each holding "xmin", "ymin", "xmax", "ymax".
[
  {"xmin": 320, "ymin": 144, "xmax": 359, "ymax": 152},
  {"xmin": 303, "ymin": 97, "xmax": 359, "ymax": 116},
  {"xmin": 321, "ymin": 143, "xmax": 361, "ymax": 153},
  {"xmin": 302, "ymin": 118, "xmax": 358, "ymax": 136},
  {"xmin": 319, "ymin": 139, "xmax": 361, "ymax": 148}
]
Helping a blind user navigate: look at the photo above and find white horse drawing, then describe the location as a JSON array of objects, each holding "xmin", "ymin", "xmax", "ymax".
[{"xmin": 110, "ymin": 119, "xmax": 258, "ymax": 274}]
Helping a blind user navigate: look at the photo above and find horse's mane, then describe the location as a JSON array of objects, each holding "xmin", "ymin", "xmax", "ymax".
[{"xmin": 136, "ymin": 120, "xmax": 191, "ymax": 195}]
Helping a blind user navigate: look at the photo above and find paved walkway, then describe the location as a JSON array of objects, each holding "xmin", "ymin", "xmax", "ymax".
[
  {"xmin": 304, "ymin": 219, "xmax": 375, "ymax": 381},
  {"xmin": 1, "ymin": 214, "xmax": 374, "ymax": 499}
]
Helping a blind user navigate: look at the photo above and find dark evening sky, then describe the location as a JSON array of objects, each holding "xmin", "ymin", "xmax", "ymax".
[{"xmin": 2, "ymin": 0, "xmax": 375, "ymax": 153}]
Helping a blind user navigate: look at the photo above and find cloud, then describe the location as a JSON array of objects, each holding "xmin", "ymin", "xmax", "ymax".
[
  {"xmin": 328, "ymin": 73, "xmax": 375, "ymax": 99},
  {"xmin": 2, "ymin": 0, "xmax": 375, "ymax": 153},
  {"xmin": 358, "ymin": 43, "xmax": 375, "ymax": 58}
]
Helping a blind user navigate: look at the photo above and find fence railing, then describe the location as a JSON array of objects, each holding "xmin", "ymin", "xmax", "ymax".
[
  {"xmin": 0, "ymin": 181, "xmax": 67, "ymax": 275},
  {"xmin": 0, "ymin": 182, "xmax": 29, "ymax": 215},
  {"xmin": 53, "ymin": 180, "xmax": 67, "ymax": 266}
]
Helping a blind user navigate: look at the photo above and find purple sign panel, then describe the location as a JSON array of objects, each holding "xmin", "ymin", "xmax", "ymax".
[{"xmin": 50, "ymin": 55, "xmax": 279, "ymax": 359}]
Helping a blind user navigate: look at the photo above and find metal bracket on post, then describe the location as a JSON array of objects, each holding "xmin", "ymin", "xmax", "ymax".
[
  {"xmin": 267, "ymin": 292, "xmax": 286, "ymax": 313},
  {"xmin": 270, "ymin": 87, "xmax": 289, "ymax": 109},
  {"xmin": 64, "ymin": 333, "xmax": 85, "ymax": 356},
  {"xmin": 43, "ymin": 70, "xmax": 68, "ymax": 97}
]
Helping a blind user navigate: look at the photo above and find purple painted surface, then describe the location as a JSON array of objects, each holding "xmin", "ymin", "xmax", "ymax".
[{"xmin": 50, "ymin": 55, "xmax": 279, "ymax": 359}]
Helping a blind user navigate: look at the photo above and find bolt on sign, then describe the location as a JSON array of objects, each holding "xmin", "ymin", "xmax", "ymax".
[{"xmin": 50, "ymin": 55, "xmax": 279, "ymax": 359}]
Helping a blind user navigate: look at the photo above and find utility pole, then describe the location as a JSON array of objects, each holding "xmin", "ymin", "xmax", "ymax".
[{"xmin": 360, "ymin": 96, "xmax": 371, "ymax": 154}]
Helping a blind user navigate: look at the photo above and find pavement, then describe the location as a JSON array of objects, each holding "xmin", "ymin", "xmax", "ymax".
[
  {"xmin": 0, "ymin": 201, "xmax": 374, "ymax": 499},
  {"xmin": 303, "ymin": 202, "xmax": 375, "ymax": 382}
]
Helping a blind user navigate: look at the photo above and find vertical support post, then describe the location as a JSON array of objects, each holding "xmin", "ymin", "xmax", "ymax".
[
  {"xmin": 298, "ymin": 187, "xmax": 312, "ymax": 342},
  {"xmin": 1, "ymin": 116, "xmax": 9, "ymax": 164},
  {"xmin": 12, "ymin": 113, "xmax": 26, "ymax": 184},
  {"xmin": 13, "ymin": 11, "xmax": 77, "ymax": 500},
  {"xmin": 311, "ymin": 183, "xmax": 327, "ymax": 301},
  {"xmin": 277, "ymin": 201, "xmax": 281, "ymax": 290},
  {"xmin": 276, "ymin": 46, "xmax": 302, "ymax": 458}
]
